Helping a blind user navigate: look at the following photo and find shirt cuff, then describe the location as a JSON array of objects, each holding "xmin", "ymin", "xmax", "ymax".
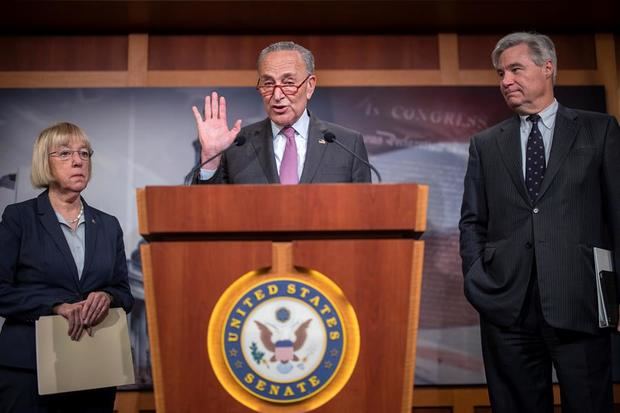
[{"xmin": 199, "ymin": 168, "xmax": 216, "ymax": 181}]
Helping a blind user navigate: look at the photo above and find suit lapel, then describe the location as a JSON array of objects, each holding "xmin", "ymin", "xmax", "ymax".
[
  {"xmin": 495, "ymin": 116, "xmax": 531, "ymax": 204},
  {"xmin": 36, "ymin": 191, "xmax": 80, "ymax": 285},
  {"xmin": 82, "ymin": 200, "xmax": 97, "ymax": 280},
  {"xmin": 536, "ymin": 105, "xmax": 579, "ymax": 200},
  {"xmin": 250, "ymin": 119, "xmax": 279, "ymax": 183},
  {"xmin": 300, "ymin": 113, "xmax": 329, "ymax": 183}
]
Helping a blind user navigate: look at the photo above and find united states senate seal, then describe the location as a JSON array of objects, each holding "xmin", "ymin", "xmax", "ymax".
[{"xmin": 208, "ymin": 267, "xmax": 360, "ymax": 412}]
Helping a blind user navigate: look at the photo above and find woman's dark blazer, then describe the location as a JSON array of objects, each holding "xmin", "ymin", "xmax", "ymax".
[{"xmin": 0, "ymin": 190, "xmax": 134, "ymax": 370}]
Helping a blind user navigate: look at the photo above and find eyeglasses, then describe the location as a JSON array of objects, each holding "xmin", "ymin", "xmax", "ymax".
[
  {"xmin": 256, "ymin": 74, "xmax": 312, "ymax": 97},
  {"xmin": 49, "ymin": 149, "xmax": 94, "ymax": 161}
]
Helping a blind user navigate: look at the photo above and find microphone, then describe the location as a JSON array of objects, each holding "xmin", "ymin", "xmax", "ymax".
[
  {"xmin": 321, "ymin": 132, "xmax": 382, "ymax": 182},
  {"xmin": 183, "ymin": 135, "xmax": 247, "ymax": 185}
]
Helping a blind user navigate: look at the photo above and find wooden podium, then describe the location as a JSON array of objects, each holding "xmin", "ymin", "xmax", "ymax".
[{"xmin": 137, "ymin": 183, "xmax": 428, "ymax": 413}]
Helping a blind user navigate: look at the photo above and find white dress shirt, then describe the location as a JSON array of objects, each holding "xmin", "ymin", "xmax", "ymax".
[{"xmin": 271, "ymin": 109, "xmax": 310, "ymax": 179}]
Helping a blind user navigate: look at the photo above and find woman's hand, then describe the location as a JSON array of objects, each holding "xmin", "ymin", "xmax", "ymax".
[
  {"xmin": 53, "ymin": 302, "xmax": 86, "ymax": 341},
  {"xmin": 80, "ymin": 291, "xmax": 112, "ymax": 330}
]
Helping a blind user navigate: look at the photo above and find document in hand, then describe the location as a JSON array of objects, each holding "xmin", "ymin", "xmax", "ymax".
[
  {"xmin": 35, "ymin": 307, "xmax": 135, "ymax": 395},
  {"xmin": 593, "ymin": 247, "xmax": 618, "ymax": 328}
]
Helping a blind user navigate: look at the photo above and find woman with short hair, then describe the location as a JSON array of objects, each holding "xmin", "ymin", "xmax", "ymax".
[{"xmin": 0, "ymin": 122, "xmax": 134, "ymax": 413}]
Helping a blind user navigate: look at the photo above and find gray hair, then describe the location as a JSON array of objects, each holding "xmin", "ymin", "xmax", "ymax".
[
  {"xmin": 491, "ymin": 32, "xmax": 557, "ymax": 84},
  {"xmin": 257, "ymin": 41, "xmax": 315, "ymax": 74}
]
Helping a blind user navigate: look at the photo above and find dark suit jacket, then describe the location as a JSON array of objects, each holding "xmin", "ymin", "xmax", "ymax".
[
  {"xmin": 459, "ymin": 105, "xmax": 620, "ymax": 334},
  {"xmin": 197, "ymin": 112, "xmax": 371, "ymax": 184},
  {"xmin": 0, "ymin": 190, "xmax": 134, "ymax": 369}
]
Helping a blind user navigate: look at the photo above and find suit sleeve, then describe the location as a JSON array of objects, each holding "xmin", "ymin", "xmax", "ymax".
[
  {"xmin": 601, "ymin": 116, "xmax": 620, "ymax": 296},
  {"xmin": 100, "ymin": 217, "xmax": 134, "ymax": 313},
  {"xmin": 0, "ymin": 206, "xmax": 65, "ymax": 320},
  {"xmin": 351, "ymin": 133, "xmax": 372, "ymax": 183},
  {"xmin": 459, "ymin": 137, "xmax": 489, "ymax": 276}
]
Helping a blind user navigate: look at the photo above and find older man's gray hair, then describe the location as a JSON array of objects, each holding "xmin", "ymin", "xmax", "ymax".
[
  {"xmin": 257, "ymin": 41, "xmax": 315, "ymax": 74},
  {"xmin": 491, "ymin": 32, "xmax": 557, "ymax": 84}
]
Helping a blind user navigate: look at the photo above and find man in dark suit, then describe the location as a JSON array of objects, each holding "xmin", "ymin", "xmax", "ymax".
[
  {"xmin": 191, "ymin": 41, "xmax": 371, "ymax": 184},
  {"xmin": 459, "ymin": 32, "xmax": 620, "ymax": 413}
]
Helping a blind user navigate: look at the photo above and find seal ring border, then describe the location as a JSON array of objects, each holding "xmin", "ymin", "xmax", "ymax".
[
  {"xmin": 208, "ymin": 268, "xmax": 360, "ymax": 411},
  {"xmin": 227, "ymin": 280, "xmax": 344, "ymax": 400},
  {"xmin": 216, "ymin": 273, "xmax": 353, "ymax": 406},
  {"xmin": 237, "ymin": 295, "xmax": 331, "ymax": 386}
]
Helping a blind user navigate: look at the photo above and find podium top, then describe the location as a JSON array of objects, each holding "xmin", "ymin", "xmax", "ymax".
[{"xmin": 137, "ymin": 183, "xmax": 427, "ymax": 240}]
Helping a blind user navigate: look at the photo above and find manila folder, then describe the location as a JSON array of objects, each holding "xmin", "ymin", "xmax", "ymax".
[{"xmin": 35, "ymin": 307, "xmax": 135, "ymax": 395}]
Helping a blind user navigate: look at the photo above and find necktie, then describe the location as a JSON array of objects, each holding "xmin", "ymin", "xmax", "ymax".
[
  {"xmin": 525, "ymin": 114, "xmax": 545, "ymax": 201},
  {"xmin": 279, "ymin": 126, "xmax": 298, "ymax": 184}
]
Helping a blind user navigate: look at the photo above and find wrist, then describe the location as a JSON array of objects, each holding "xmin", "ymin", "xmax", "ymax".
[
  {"xmin": 52, "ymin": 303, "xmax": 66, "ymax": 315},
  {"xmin": 102, "ymin": 291, "xmax": 113, "ymax": 304}
]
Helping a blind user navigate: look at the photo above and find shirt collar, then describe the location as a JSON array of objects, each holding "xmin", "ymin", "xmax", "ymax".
[
  {"xmin": 54, "ymin": 204, "xmax": 85, "ymax": 228},
  {"xmin": 519, "ymin": 98, "xmax": 558, "ymax": 131},
  {"xmin": 270, "ymin": 108, "xmax": 310, "ymax": 141}
]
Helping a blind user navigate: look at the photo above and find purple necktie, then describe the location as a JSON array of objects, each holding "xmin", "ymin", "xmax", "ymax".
[{"xmin": 279, "ymin": 126, "xmax": 298, "ymax": 184}]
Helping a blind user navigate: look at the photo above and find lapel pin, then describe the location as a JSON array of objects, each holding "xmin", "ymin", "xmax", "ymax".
[{"xmin": 318, "ymin": 139, "xmax": 326, "ymax": 144}]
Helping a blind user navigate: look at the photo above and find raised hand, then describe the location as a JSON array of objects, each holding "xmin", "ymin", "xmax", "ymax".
[{"xmin": 192, "ymin": 91, "xmax": 242, "ymax": 170}]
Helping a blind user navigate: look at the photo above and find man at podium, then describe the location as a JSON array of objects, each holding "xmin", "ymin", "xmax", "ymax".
[{"xmin": 190, "ymin": 41, "xmax": 371, "ymax": 184}]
